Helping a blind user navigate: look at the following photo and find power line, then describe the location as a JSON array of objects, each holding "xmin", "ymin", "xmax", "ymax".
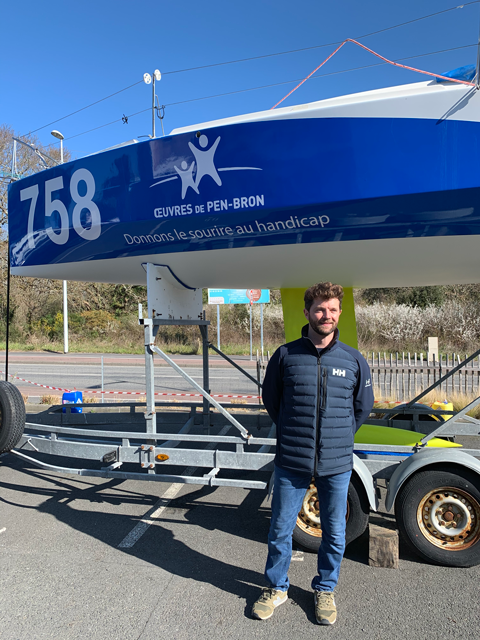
[
  {"xmin": 22, "ymin": 80, "xmax": 143, "ymax": 138},
  {"xmin": 162, "ymin": 2, "xmax": 479, "ymax": 76},
  {"xmin": 66, "ymin": 108, "xmax": 150, "ymax": 141},
  {"xmin": 64, "ymin": 43, "xmax": 476, "ymax": 142},
  {"xmin": 165, "ymin": 44, "xmax": 477, "ymax": 107},
  {"xmin": 20, "ymin": 2, "xmax": 478, "ymax": 140}
]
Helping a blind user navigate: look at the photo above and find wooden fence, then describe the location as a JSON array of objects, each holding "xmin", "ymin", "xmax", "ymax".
[{"xmin": 365, "ymin": 352, "xmax": 480, "ymax": 401}]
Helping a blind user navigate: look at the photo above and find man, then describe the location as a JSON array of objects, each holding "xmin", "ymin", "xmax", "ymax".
[{"xmin": 252, "ymin": 282, "xmax": 374, "ymax": 625}]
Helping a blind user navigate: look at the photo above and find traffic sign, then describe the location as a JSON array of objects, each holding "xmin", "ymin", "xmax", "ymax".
[{"xmin": 208, "ymin": 289, "xmax": 270, "ymax": 305}]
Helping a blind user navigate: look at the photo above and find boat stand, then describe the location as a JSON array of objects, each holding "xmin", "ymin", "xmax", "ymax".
[{"xmin": 11, "ymin": 263, "xmax": 276, "ymax": 488}]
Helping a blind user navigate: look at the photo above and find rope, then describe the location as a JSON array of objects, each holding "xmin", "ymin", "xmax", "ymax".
[
  {"xmin": 271, "ymin": 38, "xmax": 476, "ymax": 109},
  {"xmin": 1, "ymin": 371, "xmax": 261, "ymax": 400}
]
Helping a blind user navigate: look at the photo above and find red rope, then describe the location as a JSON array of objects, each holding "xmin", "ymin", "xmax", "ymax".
[{"xmin": 271, "ymin": 38, "xmax": 475, "ymax": 109}]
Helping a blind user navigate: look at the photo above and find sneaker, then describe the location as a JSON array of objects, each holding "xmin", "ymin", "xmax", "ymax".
[
  {"xmin": 314, "ymin": 590, "xmax": 337, "ymax": 625},
  {"xmin": 251, "ymin": 588, "xmax": 288, "ymax": 620}
]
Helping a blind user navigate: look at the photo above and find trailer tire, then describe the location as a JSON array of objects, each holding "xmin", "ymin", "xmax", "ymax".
[
  {"xmin": 395, "ymin": 467, "xmax": 480, "ymax": 567},
  {"xmin": 293, "ymin": 473, "xmax": 370, "ymax": 552},
  {"xmin": 0, "ymin": 382, "xmax": 26, "ymax": 454}
]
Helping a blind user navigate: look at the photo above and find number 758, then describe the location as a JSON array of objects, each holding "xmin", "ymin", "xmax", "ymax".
[{"xmin": 20, "ymin": 168, "xmax": 101, "ymax": 249}]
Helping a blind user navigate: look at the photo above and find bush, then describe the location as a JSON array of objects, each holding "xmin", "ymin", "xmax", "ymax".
[
  {"xmin": 356, "ymin": 301, "xmax": 480, "ymax": 352},
  {"xmin": 80, "ymin": 310, "xmax": 116, "ymax": 335},
  {"xmin": 359, "ymin": 286, "xmax": 445, "ymax": 308}
]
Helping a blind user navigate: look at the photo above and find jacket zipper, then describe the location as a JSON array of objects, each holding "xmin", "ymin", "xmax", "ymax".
[
  {"xmin": 322, "ymin": 368, "xmax": 327, "ymax": 408},
  {"xmin": 314, "ymin": 357, "xmax": 321, "ymax": 474}
]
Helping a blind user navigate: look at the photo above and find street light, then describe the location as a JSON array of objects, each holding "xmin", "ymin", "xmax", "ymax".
[
  {"xmin": 143, "ymin": 69, "xmax": 163, "ymax": 138},
  {"xmin": 51, "ymin": 129, "xmax": 64, "ymax": 163},
  {"xmin": 50, "ymin": 129, "xmax": 68, "ymax": 354}
]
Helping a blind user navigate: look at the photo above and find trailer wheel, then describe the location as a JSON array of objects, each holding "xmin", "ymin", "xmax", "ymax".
[
  {"xmin": 293, "ymin": 473, "xmax": 370, "ymax": 552},
  {"xmin": 0, "ymin": 382, "xmax": 26, "ymax": 454},
  {"xmin": 395, "ymin": 467, "xmax": 480, "ymax": 567}
]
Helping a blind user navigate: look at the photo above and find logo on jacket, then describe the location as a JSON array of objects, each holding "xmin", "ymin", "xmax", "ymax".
[
  {"xmin": 365, "ymin": 378, "xmax": 372, "ymax": 387},
  {"xmin": 150, "ymin": 134, "xmax": 262, "ymax": 199},
  {"xmin": 332, "ymin": 368, "xmax": 346, "ymax": 377}
]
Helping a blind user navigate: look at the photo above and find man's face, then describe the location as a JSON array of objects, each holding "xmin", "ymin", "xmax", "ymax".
[{"xmin": 304, "ymin": 297, "xmax": 342, "ymax": 338}]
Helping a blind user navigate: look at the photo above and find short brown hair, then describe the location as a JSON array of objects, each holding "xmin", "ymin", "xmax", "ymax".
[{"xmin": 304, "ymin": 282, "xmax": 344, "ymax": 311}]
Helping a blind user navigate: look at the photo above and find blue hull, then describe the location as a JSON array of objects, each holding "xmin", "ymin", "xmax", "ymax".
[{"xmin": 8, "ymin": 113, "xmax": 480, "ymax": 285}]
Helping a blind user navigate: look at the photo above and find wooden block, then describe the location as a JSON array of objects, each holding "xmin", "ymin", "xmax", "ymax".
[{"xmin": 368, "ymin": 523, "xmax": 399, "ymax": 569}]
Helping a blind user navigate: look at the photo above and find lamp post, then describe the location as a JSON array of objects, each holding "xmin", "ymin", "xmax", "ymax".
[
  {"xmin": 51, "ymin": 129, "xmax": 64, "ymax": 163},
  {"xmin": 51, "ymin": 129, "xmax": 68, "ymax": 354},
  {"xmin": 143, "ymin": 70, "xmax": 162, "ymax": 138}
]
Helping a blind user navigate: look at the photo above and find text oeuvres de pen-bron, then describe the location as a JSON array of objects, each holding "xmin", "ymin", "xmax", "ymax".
[{"xmin": 123, "ymin": 196, "xmax": 330, "ymax": 246}]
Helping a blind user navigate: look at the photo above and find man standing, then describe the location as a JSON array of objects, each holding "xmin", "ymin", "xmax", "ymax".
[{"xmin": 252, "ymin": 282, "xmax": 374, "ymax": 625}]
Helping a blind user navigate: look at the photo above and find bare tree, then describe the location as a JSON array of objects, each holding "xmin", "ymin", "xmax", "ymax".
[{"xmin": 0, "ymin": 123, "xmax": 71, "ymax": 227}]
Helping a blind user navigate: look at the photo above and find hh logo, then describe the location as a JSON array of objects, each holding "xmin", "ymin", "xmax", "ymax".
[
  {"xmin": 332, "ymin": 368, "xmax": 346, "ymax": 377},
  {"xmin": 150, "ymin": 134, "xmax": 262, "ymax": 199}
]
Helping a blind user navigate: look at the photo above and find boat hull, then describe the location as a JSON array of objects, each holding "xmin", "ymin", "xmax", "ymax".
[{"xmin": 8, "ymin": 83, "xmax": 480, "ymax": 287}]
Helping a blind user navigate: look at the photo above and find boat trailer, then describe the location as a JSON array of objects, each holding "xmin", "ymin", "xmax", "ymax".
[{"xmin": 1, "ymin": 265, "xmax": 480, "ymax": 568}]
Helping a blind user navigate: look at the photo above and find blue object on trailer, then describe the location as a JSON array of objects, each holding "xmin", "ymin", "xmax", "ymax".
[{"xmin": 62, "ymin": 391, "xmax": 83, "ymax": 413}]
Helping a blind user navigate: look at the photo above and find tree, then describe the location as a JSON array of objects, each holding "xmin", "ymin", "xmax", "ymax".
[{"xmin": 0, "ymin": 123, "xmax": 71, "ymax": 227}]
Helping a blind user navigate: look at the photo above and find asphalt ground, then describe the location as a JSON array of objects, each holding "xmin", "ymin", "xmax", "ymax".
[
  {"xmin": 1, "ymin": 354, "xmax": 480, "ymax": 638},
  {"xmin": 1, "ymin": 449, "xmax": 480, "ymax": 640}
]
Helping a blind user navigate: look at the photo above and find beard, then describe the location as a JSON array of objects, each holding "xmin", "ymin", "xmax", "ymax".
[{"xmin": 309, "ymin": 318, "xmax": 337, "ymax": 337}]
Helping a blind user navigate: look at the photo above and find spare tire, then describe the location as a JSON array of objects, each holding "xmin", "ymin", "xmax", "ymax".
[{"xmin": 0, "ymin": 381, "xmax": 26, "ymax": 453}]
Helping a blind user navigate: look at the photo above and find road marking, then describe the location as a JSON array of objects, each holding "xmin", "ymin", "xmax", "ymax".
[
  {"xmin": 118, "ymin": 425, "xmax": 231, "ymax": 549},
  {"xmin": 0, "ymin": 527, "xmax": 6, "ymax": 535},
  {"xmin": 118, "ymin": 483, "xmax": 185, "ymax": 549},
  {"xmin": 291, "ymin": 550, "xmax": 304, "ymax": 561}
]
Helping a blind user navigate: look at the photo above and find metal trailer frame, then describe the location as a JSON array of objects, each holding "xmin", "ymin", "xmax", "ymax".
[
  {"xmin": 5, "ymin": 265, "xmax": 480, "ymax": 566},
  {"xmin": 10, "ymin": 308, "xmax": 480, "ymax": 500}
]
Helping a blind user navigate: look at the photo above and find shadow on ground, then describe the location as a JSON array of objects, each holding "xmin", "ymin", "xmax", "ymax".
[{"xmin": 1, "ymin": 453, "xmax": 422, "ymax": 621}]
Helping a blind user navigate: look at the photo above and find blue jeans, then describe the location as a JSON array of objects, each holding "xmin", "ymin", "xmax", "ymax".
[{"xmin": 265, "ymin": 465, "xmax": 351, "ymax": 592}]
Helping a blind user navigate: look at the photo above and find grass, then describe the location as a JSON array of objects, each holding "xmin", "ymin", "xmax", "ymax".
[
  {"xmin": 40, "ymin": 394, "xmax": 61, "ymax": 405},
  {"xmin": 449, "ymin": 391, "xmax": 480, "ymax": 420},
  {"xmin": 374, "ymin": 387, "xmax": 480, "ymax": 420}
]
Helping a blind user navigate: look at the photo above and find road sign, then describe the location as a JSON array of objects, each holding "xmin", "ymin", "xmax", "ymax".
[{"xmin": 208, "ymin": 289, "xmax": 270, "ymax": 305}]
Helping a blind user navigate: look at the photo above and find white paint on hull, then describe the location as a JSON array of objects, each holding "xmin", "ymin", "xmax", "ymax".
[
  {"xmin": 172, "ymin": 81, "xmax": 480, "ymax": 135},
  {"xmin": 11, "ymin": 234, "xmax": 480, "ymax": 288}
]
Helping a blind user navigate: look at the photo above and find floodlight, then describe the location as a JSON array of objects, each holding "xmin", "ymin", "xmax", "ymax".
[
  {"xmin": 154, "ymin": 69, "xmax": 161, "ymax": 81},
  {"xmin": 143, "ymin": 73, "xmax": 152, "ymax": 85}
]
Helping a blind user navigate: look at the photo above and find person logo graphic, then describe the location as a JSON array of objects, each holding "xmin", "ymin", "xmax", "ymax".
[
  {"xmin": 174, "ymin": 161, "xmax": 199, "ymax": 199},
  {"xmin": 188, "ymin": 135, "xmax": 222, "ymax": 189},
  {"xmin": 150, "ymin": 134, "xmax": 263, "ymax": 200}
]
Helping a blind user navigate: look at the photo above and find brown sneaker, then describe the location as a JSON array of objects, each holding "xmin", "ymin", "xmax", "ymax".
[
  {"xmin": 252, "ymin": 588, "xmax": 288, "ymax": 620},
  {"xmin": 314, "ymin": 590, "xmax": 337, "ymax": 625}
]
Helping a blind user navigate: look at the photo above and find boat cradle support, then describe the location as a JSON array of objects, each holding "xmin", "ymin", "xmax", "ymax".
[{"xmin": 12, "ymin": 263, "xmax": 278, "ymax": 488}]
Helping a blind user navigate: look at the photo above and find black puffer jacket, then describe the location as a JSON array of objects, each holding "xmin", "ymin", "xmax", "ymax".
[{"xmin": 262, "ymin": 325, "xmax": 374, "ymax": 476}]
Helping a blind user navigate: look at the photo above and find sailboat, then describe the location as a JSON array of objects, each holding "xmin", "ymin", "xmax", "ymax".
[{"xmin": 8, "ymin": 53, "xmax": 480, "ymax": 290}]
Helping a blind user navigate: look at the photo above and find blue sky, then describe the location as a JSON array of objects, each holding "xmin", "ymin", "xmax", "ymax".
[{"xmin": 2, "ymin": 0, "xmax": 479, "ymax": 159}]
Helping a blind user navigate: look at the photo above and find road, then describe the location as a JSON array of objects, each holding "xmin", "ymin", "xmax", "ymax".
[
  {"xmin": 0, "ymin": 352, "xmax": 262, "ymax": 401},
  {"xmin": 1, "ymin": 451, "xmax": 479, "ymax": 640}
]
